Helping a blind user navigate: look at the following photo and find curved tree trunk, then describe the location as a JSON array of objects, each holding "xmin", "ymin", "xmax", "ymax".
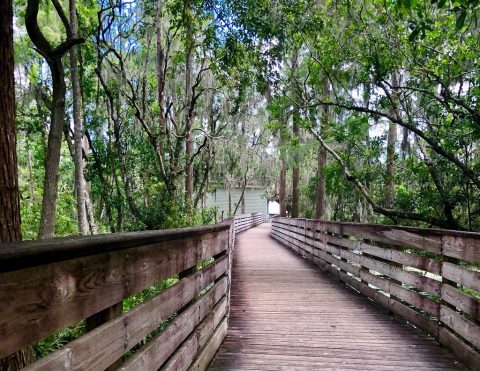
[{"xmin": 26, "ymin": 0, "xmax": 84, "ymax": 238}]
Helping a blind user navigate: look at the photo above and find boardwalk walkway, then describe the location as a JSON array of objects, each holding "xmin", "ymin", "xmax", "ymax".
[{"xmin": 209, "ymin": 223, "xmax": 463, "ymax": 370}]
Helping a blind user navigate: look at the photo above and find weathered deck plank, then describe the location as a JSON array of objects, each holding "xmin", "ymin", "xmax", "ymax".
[{"xmin": 209, "ymin": 224, "xmax": 464, "ymax": 370}]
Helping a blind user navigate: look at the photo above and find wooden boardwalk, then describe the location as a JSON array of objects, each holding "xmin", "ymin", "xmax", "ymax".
[{"xmin": 209, "ymin": 224, "xmax": 463, "ymax": 370}]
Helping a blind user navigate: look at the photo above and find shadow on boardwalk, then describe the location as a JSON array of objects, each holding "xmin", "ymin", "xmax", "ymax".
[{"xmin": 209, "ymin": 223, "xmax": 464, "ymax": 370}]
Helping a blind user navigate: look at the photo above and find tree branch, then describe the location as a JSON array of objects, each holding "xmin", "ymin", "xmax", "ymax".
[
  {"xmin": 308, "ymin": 128, "xmax": 456, "ymax": 229},
  {"xmin": 310, "ymin": 99, "xmax": 480, "ymax": 190}
]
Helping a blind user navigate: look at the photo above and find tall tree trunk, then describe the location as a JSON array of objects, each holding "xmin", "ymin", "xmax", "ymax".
[
  {"xmin": 70, "ymin": 0, "xmax": 88, "ymax": 235},
  {"xmin": 290, "ymin": 50, "xmax": 300, "ymax": 218},
  {"xmin": 26, "ymin": 136, "xmax": 36, "ymax": 205},
  {"xmin": 184, "ymin": 1, "xmax": 194, "ymax": 205},
  {"xmin": 0, "ymin": 0, "xmax": 21, "ymax": 250},
  {"xmin": 315, "ymin": 147, "xmax": 327, "ymax": 219},
  {"xmin": 315, "ymin": 82, "xmax": 330, "ymax": 220},
  {"xmin": 85, "ymin": 187, "xmax": 98, "ymax": 234},
  {"xmin": 385, "ymin": 121, "xmax": 397, "ymax": 206},
  {"xmin": 385, "ymin": 72, "xmax": 399, "ymax": 207},
  {"xmin": 279, "ymin": 122, "xmax": 287, "ymax": 217},
  {"xmin": 228, "ymin": 189, "xmax": 232, "ymax": 217},
  {"xmin": 240, "ymin": 120, "xmax": 246, "ymax": 214},
  {"xmin": 38, "ymin": 61, "xmax": 67, "ymax": 238},
  {"xmin": 401, "ymin": 127, "xmax": 410, "ymax": 159},
  {"xmin": 291, "ymin": 111, "xmax": 300, "ymax": 218},
  {"xmin": 156, "ymin": 0, "xmax": 166, "ymax": 177},
  {"xmin": 278, "ymin": 100, "xmax": 287, "ymax": 217},
  {"xmin": 0, "ymin": 1, "xmax": 35, "ymax": 367},
  {"xmin": 279, "ymin": 160, "xmax": 286, "ymax": 217}
]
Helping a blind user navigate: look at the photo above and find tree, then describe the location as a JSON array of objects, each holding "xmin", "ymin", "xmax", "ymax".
[
  {"xmin": 69, "ymin": 0, "xmax": 88, "ymax": 235},
  {"xmin": 183, "ymin": 0, "xmax": 195, "ymax": 205},
  {"xmin": 0, "ymin": 0, "xmax": 20, "ymax": 244},
  {"xmin": 290, "ymin": 51, "xmax": 300, "ymax": 218},
  {"xmin": 25, "ymin": 0, "xmax": 84, "ymax": 238},
  {"xmin": 0, "ymin": 1, "xmax": 35, "ymax": 368},
  {"xmin": 315, "ymin": 83, "xmax": 330, "ymax": 220},
  {"xmin": 0, "ymin": 1, "xmax": 22, "ymax": 242},
  {"xmin": 385, "ymin": 72, "xmax": 399, "ymax": 208}
]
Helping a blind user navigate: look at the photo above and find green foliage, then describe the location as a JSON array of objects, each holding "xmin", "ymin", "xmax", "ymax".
[
  {"xmin": 33, "ymin": 321, "xmax": 85, "ymax": 359},
  {"xmin": 13, "ymin": 0, "xmax": 480, "ymax": 244}
]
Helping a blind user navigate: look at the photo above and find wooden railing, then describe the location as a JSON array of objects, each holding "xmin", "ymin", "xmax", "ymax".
[
  {"xmin": 233, "ymin": 212, "xmax": 265, "ymax": 234},
  {"xmin": 272, "ymin": 217, "xmax": 480, "ymax": 370},
  {"xmin": 0, "ymin": 213, "xmax": 264, "ymax": 370}
]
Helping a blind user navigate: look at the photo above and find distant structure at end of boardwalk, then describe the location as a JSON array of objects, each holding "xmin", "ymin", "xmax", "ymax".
[{"xmin": 205, "ymin": 185, "xmax": 268, "ymax": 222}]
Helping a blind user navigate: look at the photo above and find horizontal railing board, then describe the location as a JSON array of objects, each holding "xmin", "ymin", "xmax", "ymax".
[
  {"xmin": 272, "ymin": 217, "xmax": 480, "ymax": 371},
  {"xmin": 439, "ymin": 327, "xmax": 480, "ymax": 371},
  {"xmin": 275, "ymin": 217, "xmax": 480, "ymax": 259},
  {"xmin": 119, "ymin": 277, "xmax": 228, "ymax": 371},
  {"xmin": 275, "ymin": 217, "xmax": 480, "ymax": 239},
  {"xmin": 0, "ymin": 230, "xmax": 229, "ymax": 358},
  {"xmin": 0, "ymin": 222, "xmax": 232, "ymax": 272},
  {"xmin": 23, "ymin": 257, "xmax": 228, "ymax": 371},
  {"xmin": 442, "ymin": 262, "xmax": 480, "ymax": 292},
  {"xmin": 441, "ymin": 284, "xmax": 480, "ymax": 321},
  {"xmin": 324, "ymin": 234, "xmax": 442, "ymax": 275},
  {"xmin": 274, "ymin": 227, "xmax": 439, "ymax": 318},
  {"xmin": 359, "ymin": 269, "xmax": 440, "ymax": 316},
  {"xmin": 160, "ymin": 297, "xmax": 228, "ymax": 371},
  {"xmin": 277, "ymin": 224, "xmax": 442, "ymax": 296},
  {"xmin": 188, "ymin": 317, "xmax": 229, "ymax": 370},
  {"xmin": 440, "ymin": 305, "xmax": 480, "ymax": 349},
  {"xmin": 442, "ymin": 236, "xmax": 480, "ymax": 265}
]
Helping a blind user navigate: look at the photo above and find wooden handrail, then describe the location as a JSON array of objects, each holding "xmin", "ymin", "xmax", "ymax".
[
  {"xmin": 0, "ymin": 213, "xmax": 264, "ymax": 370},
  {"xmin": 271, "ymin": 217, "xmax": 480, "ymax": 370},
  {"xmin": 0, "ymin": 222, "xmax": 232, "ymax": 272}
]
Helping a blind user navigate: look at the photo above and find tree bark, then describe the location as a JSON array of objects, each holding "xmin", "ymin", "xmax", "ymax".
[
  {"xmin": 315, "ymin": 147, "xmax": 327, "ymax": 219},
  {"xmin": 279, "ymin": 160, "xmax": 286, "ymax": 217},
  {"xmin": 0, "ymin": 0, "xmax": 21, "ymax": 249},
  {"xmin": 315, "ymin": 83, "xmax": 330, "ymax": 220},
  {"xmin": 70, "ymin": 0, "xmax": 88, "ymax": 235},
  {"xmin": 279, "ymin": 123, "xmax": 287, "ymax": 217},
  {"xmin": 291, "ymin": 111, "xmax": 300, "ymax": 218},
  {"xmin": 385, "ymin": 72, "xmax": 399, "ymax": 207},
  {"xmin": 0, "ymin": 1, "xmax": 35, "ymax": 367},
  {"xmin": 385, "ymin": 120, "xmax": 397, "ymax": 206},
  {"xmin": 156, "ymin": 0, "xmax": 167, "ymax": 177},
  {"xmin": 233, "ymin": 166, "xmax": 249, "ymax": 216},
  {"xmin": 37, "ymin": 60, "xmax": 67, "ymax": 238},
  {"xmin": 26, "ymin": 137, "xmax": 36, "ymax": 205},
  {"xmin": 184, "ymin": 1, "xmax": 194, "ymax": 205}
]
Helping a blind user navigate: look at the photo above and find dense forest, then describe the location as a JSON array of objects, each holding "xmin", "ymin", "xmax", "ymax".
[
  {"xmin": 1, "ymin": 0, "xmax": 480, "ymax": 245},
  {"xmin": 1, "ymin": 0, "xmax": 480, "ymax": 369}
]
